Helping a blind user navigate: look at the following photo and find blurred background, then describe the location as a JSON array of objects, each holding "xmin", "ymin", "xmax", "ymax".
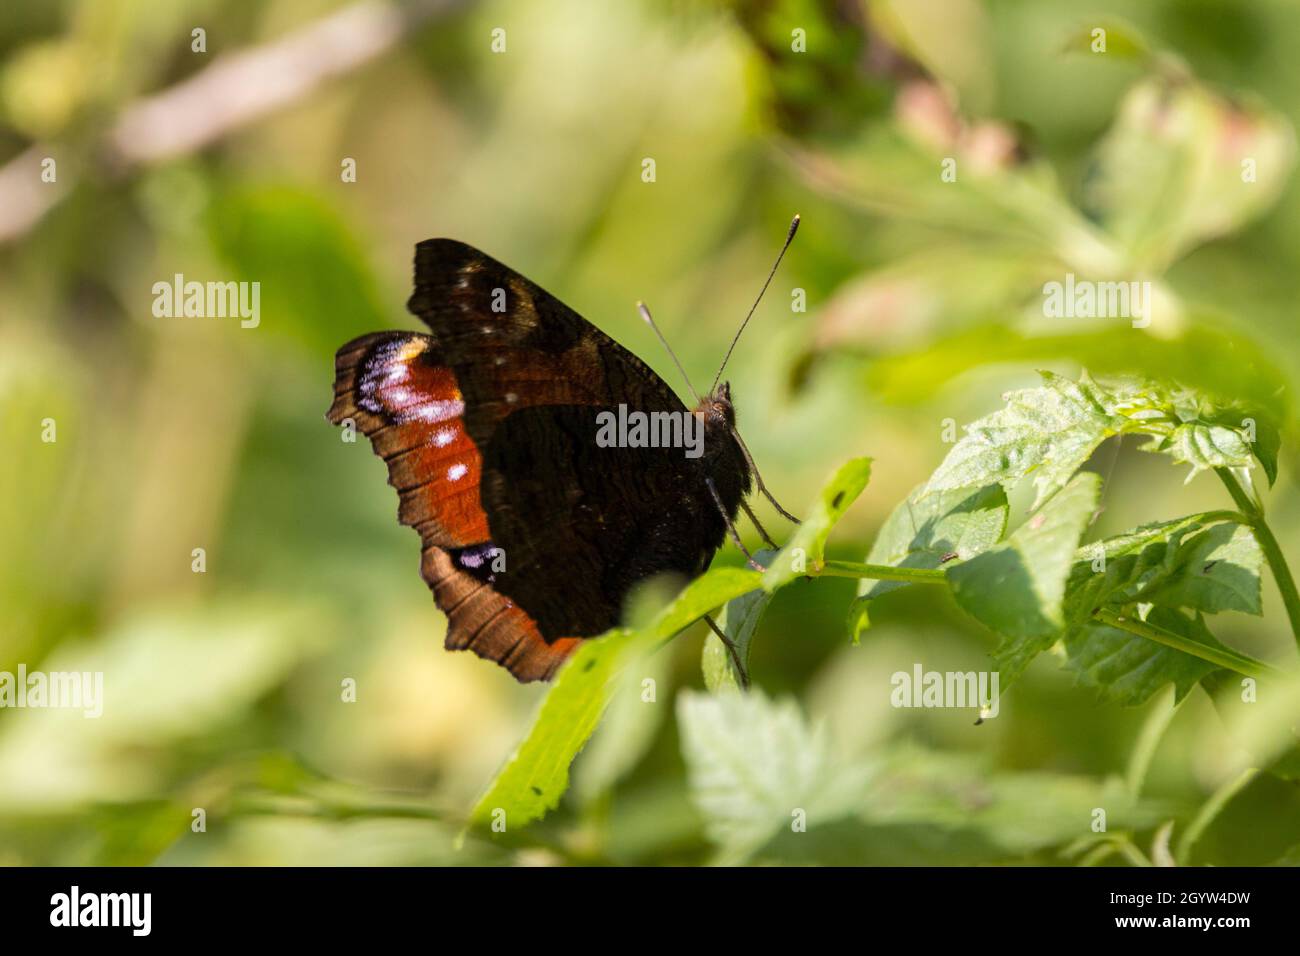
[{"xmin": 2, "ymin": 0, "xmax": 1299, "ymax": 865}]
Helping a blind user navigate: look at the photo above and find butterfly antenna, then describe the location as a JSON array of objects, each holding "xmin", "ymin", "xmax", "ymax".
[
  {"xmin": 709, "ymin": 214, "xmax": 800, "ymax": 395},
  {"xmin": 637, "ymin": 301, "xmax": 702, "ymax": 405}
]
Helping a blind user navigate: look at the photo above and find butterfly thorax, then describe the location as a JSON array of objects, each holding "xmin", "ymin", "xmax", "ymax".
[{"xmin": 693, "ymin": 381, "xmax": 753, "ymax": 526}]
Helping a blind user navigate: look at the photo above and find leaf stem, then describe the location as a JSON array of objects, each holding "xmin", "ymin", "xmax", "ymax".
[
  {"xmin": 816, "ymin": 560, "xmax": 949, "ymax": 583},
  {"xmin": 1094, "ymin": 608, "xmax": 1282, "ymax": 679},
  {"xmin": 1216, "ymin": 468, "xmax": 1300, "ymax": 653}
]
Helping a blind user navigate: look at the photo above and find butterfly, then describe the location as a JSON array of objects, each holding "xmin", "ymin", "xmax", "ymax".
[{"xmin": 327, "ymin": 223, "xmax": 798, "ymax": 682}]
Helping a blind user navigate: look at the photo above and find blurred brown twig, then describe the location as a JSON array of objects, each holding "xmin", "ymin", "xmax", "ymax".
[{"xmin": 0, "ymin": 0, "xmax": 465, "ymax": 244}]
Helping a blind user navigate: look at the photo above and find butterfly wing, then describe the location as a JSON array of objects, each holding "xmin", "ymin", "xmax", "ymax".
[
  {"xmin": 329, "ymin": 331, "xmax": 578, "ymax": 681},
  {"xmin": 329, "ymin": 240, "xmax": 742, "ymax": 682},
  {"xmin": 407, "ymin": 241, "xmax": 738, "ymax": 635}
]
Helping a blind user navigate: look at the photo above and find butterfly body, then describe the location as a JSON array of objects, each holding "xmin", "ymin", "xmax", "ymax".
[{"xmin": 329, "ymin": 240, "xmax": 752, "ymax": 681}]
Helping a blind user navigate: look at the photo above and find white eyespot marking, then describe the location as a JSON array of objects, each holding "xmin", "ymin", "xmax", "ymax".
[
  {"xmin": 433, "ymin": 426, "xmax": 456, "ymax": 448},
  {"xmin": 505, "ymin": 392, "xmax": 518, "ymax": 404},
  {"xmin": 494, "ymin": 356, "xmax": 506, "ymax": 366},
  {"xmin": 447, "ymin": 463, "xmax": 469, "ymax": 481},
  {"xmin": 409, "ymin": 399, "xmax": 464, "ymax": 424}
]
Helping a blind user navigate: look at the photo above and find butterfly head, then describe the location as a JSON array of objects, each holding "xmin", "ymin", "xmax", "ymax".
[{"xmin": 697, "ymin": 381, "xmax": 737, "ymax": 429}]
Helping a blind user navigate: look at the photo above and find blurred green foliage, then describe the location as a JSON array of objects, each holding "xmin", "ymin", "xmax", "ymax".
[{"xmin": 3, "ymin": 0, "xmax": 1300, "ymax": 866}]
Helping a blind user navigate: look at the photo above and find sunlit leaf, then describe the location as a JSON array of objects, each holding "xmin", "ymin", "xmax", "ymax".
[
  {"xmin": 468, "ymin": 566, "xmax": 763, "ymax": 833},
  {"xmin": 862, "ymin": 482, "xmax": 1007, "ymax": 598},
  {"xmin": 763, "ymin": 457, "xmax": 871, "ymax": 590},
  {"xmin": 948, "ymin": 472, "xmax": 1100, "ymax": 683},
  {"xmin": 677, "ymin": 688, "xmax": 867, "ymax": 864},
  {"xmin": 1064, "ymin": 514, "xmax": 1263, "ymax": 623},
  {"xmin": 925, "ymin": 372, "xmax": 1119, "ymax": 508}
]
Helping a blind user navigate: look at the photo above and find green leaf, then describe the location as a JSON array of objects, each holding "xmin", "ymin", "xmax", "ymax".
[
  {"xmin": 679, "ymin": 694, "xmax": 1161, "ymax": 865},
  {"xmin": 716, "ymin": 743, "xmax": 1160, "ymax": 865},
  {"xmin": 572, "ymin": 645, "xmax": 671, "ymax": 806},
  {"xmin": 467, "ymin": 629, "xmax": 646, "ymax": 833},
  {"xmin": 948, "ymin": 472, "xmax": 1100, "ymax": 683},
  {"xmin": 852, "ymin": 748, "xmax": 1158, "ymax": 858},
  {"xmin": 925, "ymin": 372, "xmax": 1120, "ymax": 508},
  {"xmin": 677, "ymin": 688, "xmax": 867, "ymax": 864},
  {"xmin": 763, "ymin": 457, "xmax": 872, "ymax": 591},
  {"xmin": 1063, "ymin": 608, "xmax": 1229, "ymax": 705},
  {"xmin": 1248, "ymin": 416, "xmax": 1281, "ymax": 486},
  {"xmin": 703, "ymin": 550, "xmax": 779, "ymax": 692},
  {"xmin": 923, "ymin": 371, "xmax": 1279, "ymax": 501},
  {"xmin": 1142, "ymin": 422, "xmax": 1254, "ymax": 479},
  {"xmin": 845, "ymin": 595, "xmax": 872, "ymax": 646},
  {"xmin": 468, "ymin": 565, "xmax": 763, "ymax": 833},
  {"xmin": 862, "ymin": 483, "xmax": 1008, "ymax": 598},
  {"xmin": 1065, "ymin": 514, "xmax": 1263, "ymax": 620},
  {"xmin": 1138, "ymin": 522, "xmax": 1263, "ymax": 616}
]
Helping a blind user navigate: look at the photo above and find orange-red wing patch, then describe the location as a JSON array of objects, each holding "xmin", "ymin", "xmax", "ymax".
[
  {"xmin": 328, "ymin": 331, "xmax": 488, "ymax": 548},
  {"xmin": 328, "ymin": 331, "xmax": 578, "ymax": 682}
]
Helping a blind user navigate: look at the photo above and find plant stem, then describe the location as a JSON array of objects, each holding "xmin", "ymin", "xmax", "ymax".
[
  {"xmin": 1124, "ymin": 686, "xmax": 1182, "ymax": 799},
  {"xmin": 1216, "ymin": 468, "xmax": 1300, "ymax": 653},
  {"xmin": 1094, "ymin": 608, "xmax": 1282, "ymax": 679},
  {"xmin": 816, "ymin": 560, "xmax": 949, "ymax": 583},
  {"xmin": 1175, "ymin": 767, "xmax": 1258, "ymax": 864},
  {"xmin": 816, "ymin": 554, "xmax": 1286, "ymax": 678}
]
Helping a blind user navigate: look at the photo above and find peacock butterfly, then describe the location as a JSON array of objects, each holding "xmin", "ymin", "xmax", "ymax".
[{"xmin": 327, "ymin": 222, "xmax": 798, "ymax": 682}]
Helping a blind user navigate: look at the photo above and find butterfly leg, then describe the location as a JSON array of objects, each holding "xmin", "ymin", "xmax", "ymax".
[
  {"xmin": 706, "ymin": 476, "xmax": 766, "ymax": 572},
  {"xmin": 703, "ymin": 614, "xmax": 750, "ymax": 689},
  {"xmin": 739, "ymin": 498, "xmax": 778, "ymax": 550},
  {"xmin": 729, "ymin": 427, "xmax": 800, "ymax": 524}
]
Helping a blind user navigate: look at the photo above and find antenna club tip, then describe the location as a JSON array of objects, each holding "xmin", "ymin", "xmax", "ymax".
[{"xmin": 787, "ymin": 214, "xmax": 801, "ymax": 239}]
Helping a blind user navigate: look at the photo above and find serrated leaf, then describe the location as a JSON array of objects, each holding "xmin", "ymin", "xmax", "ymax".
[
  {"xmin": 1063, "ymin": 608, "xmax": 1229, "ymax": 706},
  {"xmin": 703, "ymin": 550, "xmax": 778, "ymax": 692},
  {"xmin": 862, "ymin": 483, "xmax": 1008, "ymax": 598},
  {"xmin": 763, "ymin": 457, "xmax": 871, "ymax": 591},
  {"xmin": 1063, "ymin": 514, "xmax": 1262, "ymax": 623},
  {"xmin": 677, "ymin": 688, "xmax": 867, "ymax": 864},
  {"xmin": 468, "ymin": 565, "xmax": 763, "ymax": 833},
  {"xmin": 755, "ymin": 746, "xmax": 1161, "ymax": 865},
  {"xmin": 1138, "ymin": 522, "xmax": 1263, "ymax": 615},
  {"xmin": 925, "ymin": 372, "xmax": 1121, "ymax": 507},
  {"xmin": 1143, "ymin": 421, "xmax": 1254, "ymax": 479},
  {"xmin": 948, "ymin": 472, "xmax": 1100, "ymax": 683}
]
